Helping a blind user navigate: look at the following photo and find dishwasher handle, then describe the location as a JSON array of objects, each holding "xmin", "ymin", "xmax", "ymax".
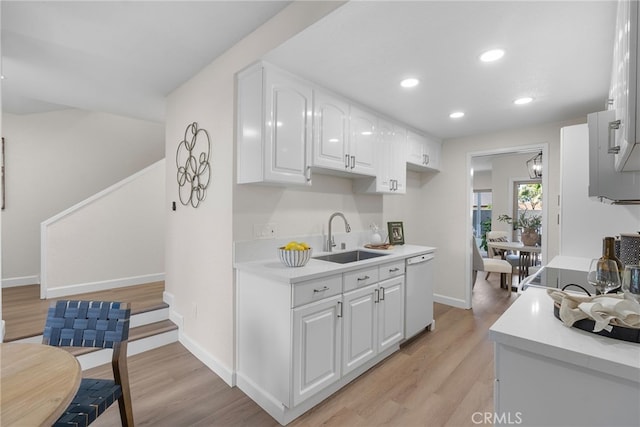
[{"xmin": 406, "ymin": 253, "xmax": 434, "ymax": 265}]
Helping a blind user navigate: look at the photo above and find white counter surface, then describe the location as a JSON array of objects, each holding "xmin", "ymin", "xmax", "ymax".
[
  {"xmin": 234, "ymin": 244, "xmax": 436, "ymax": 284},
  {"xmin": 489, "ymin": 287, "xmax": 640, "ymax": 381}
]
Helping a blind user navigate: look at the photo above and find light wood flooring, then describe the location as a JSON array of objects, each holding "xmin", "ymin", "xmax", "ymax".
[
  {"xmin": 74, "ymin": 274, "xmax": 517, "ymax": 427},
  {"xmin": 2, "ymin": 282, "xmax": 166, "ymax": 341}
]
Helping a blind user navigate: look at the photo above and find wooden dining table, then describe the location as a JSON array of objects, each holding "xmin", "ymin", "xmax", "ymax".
[
  {"xmin": 0, "ymin": 342, "xmax": 81, "ymax": 426},
  {"xmin": 488, "ymin": 240, "xmax": 542, "ymax": 281}
]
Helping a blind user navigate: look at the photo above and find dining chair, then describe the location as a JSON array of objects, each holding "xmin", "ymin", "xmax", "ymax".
[
  {"xmin": 43, "ymin": 300, "xmax": 134, "ymax": 427},
  {"xmin": 485, "ymin": 230, "xmax": 520, "ymax": 277},
  {"xmin": 472, "ymin": 236, "xmax": 513, "ymax": 290}
]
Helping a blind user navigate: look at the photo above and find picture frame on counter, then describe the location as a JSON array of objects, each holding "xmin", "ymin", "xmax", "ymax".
[{"xmin": 387, "ymin": 221, "xmax": 405, "ymax": 245}]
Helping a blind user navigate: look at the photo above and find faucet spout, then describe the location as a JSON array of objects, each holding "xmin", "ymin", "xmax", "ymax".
[{"xmin": 327, "ymin": 212, "xmax": 351, "ymax": 252}]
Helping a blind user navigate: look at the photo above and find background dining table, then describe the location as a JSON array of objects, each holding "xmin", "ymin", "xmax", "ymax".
[
  {"xmin": 0, "ymin": 342, "xmax": 81, "ymax": 426},
  {"xmin": 487, "ymin": 240, "xmax": 542, "ymax": 280}
]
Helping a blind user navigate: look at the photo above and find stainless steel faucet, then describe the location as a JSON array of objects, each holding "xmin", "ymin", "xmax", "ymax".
[{"xmin": 327, "ymin": 212, "xmax": 351, "ymax": 252}]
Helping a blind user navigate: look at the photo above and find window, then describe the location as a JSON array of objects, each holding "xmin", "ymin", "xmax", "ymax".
[
  {"xmin": 511, "ymin": 180, "xmax": 542, "ymax": 241},
  {"xmin": 473, "ymin": 190, "xmax": 492, "ymax": 238}
]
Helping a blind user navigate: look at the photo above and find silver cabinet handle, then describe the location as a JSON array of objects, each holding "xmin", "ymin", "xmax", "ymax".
[
  {"xmin": 337, "ymin": 301, "xmax": 343, "ymax": 318},
  {"xmin": 608, "ymin": 120, "xmax": 621, "ymax": 154},
  {"xmin": 424, "ymin": 154, "xmax": 430, "ymax": 165},
  {"xmin": 350, "ymin": 155, "xmax": 356, "ymax": 169},
  {"xmin": 380, "ymin": 286, "xmax": 386, "ymax": 301},
  {"xmin": 357, "ymin": 275, "xmax": 370, "ymax": 281},
  {"xmin": 374, "ymin": 288, "xmax": 379, "ymax": 303},
  {"xmin": 313, "ymin": 286, "xmax": 329, "ymax": 293},
  {"xmin": 389, "ymin": 267, "xmax": 400, "ymax": 273},
  {"xmin": 305, "ymin": 166, "xmax": 311, "ymax": 182},
  {"xmin": 344, "ymin": 154, "xmax": 350, "ymax": 169}
]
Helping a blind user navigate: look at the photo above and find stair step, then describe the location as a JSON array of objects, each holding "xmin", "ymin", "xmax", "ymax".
[
  {"xmin": 66, "ymin": 320, "xmax": 178, "ymax": 357},
  {"xmin": 2, "ymin": 282, "xmax": 179, "ymax": 369}
]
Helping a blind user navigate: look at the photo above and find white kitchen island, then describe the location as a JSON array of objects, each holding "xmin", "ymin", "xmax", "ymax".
[{"xmin": 489, "ymin": 287, "xmax": 640, "ymax": 427}]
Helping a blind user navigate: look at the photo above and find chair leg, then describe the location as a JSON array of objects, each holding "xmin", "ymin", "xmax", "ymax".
[
  {"xmin": 485, "ymin": 272, "xmax": 491, "ymax": 280},
  {"xmin": 500, "ymin": 273, "xmax": 506, "ymax": 289},
  {"xmin": 113, "ymin": 342, "xmax": 134, "ymax": 427}
]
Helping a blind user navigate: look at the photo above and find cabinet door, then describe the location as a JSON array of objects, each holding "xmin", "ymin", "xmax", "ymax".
[
  {"xmin": 374, "ymin": 120, "xmax": 406, "ymax": 194},
  {"xmin": 342, "ymin": 284, "xmax": 378, "ymax": 375},
  {"xmin": 424, "ymin": 138, "xmax": 441, "ymax": 171},
  {"xmin": 378, "ymin": 276, "xmax": 405, "ymax": 352},
  {"xmin": 391, "ymin": 126, "xmax": 407, "ymax": 193},
  {"xmin": 349, "ymin": 107, "xmax": 377, "ymax": 176},
  {"xmin": 264, "ymin": 70, "xmax": 312, "ymax": 184},
  {"xmin": 406, "ymin": 130, "xmax": 426, "ymax": 166},
  {"xmin": 375, "ymin": 119, "xmax": 395, "ymax": 192},
  {"xmin": 611, "ymin": 0, "xmax": 640, "ymax": 171},
  {"xmin": 292, "ymin": 295, "xmax": 342, "ymax": 407},
  {"xmin": 313, "ymin": 91, "xmax": 349, "ymax": 171}
]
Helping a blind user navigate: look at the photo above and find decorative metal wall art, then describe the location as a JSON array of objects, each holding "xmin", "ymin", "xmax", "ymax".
[{"xmin": 176, "ymin": 122, "xmax": 211, "ymax": 208}]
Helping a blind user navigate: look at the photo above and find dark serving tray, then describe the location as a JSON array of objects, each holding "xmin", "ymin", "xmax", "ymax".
[{"xmin": 553, "ymin": 304, "xmax": 640, "ymax": 344}]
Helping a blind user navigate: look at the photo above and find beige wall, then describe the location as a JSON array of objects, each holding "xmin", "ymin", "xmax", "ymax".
[
  {"xmin": 164, "ymin": 1, "xmax": 345, "ymax": 383},
  {"xmin": 473, "ymin": 170, "xmax": 492, "ymax": 191},
  {"xmin": 2, "ymin": 110, "xmax": 164, "ymax": 285},
  {"xmin": 416, "ymin": 118, "xmax": 584, "ymax": 308}
]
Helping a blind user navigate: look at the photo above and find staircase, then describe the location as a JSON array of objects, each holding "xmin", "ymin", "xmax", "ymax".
[{"xmin": 2, "ymin": 282, "xmax": 178, "ymax": 370}]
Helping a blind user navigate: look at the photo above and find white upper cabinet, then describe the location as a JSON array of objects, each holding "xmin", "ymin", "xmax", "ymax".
[
  {"xmin": 313, "ymin": 91, "xmax": 376, "ymax": 177},
  {"xmin": 313, "ymin": 90, "xmax": 348, "ymax": 171},
  {"xmin": 378, "ymin": 120, "xmax": 407, "ymax": 194},
  {"xmin": 348, "ymin": 107, "xmax": 377, "ymax": 176},
  {"xmin": 237, "ymin": 62, "xmax": 312, "ymax": 185},
  {"xmin": 406, "ymin": 130, "xmax": 442, "ymax": 172},
  {"xmin": 354, "ymin": 119, "xmax": 406, "ymax": 194},
  {"xmin": 237, "ymin": 61, "xmax": 439, "ymax": 190},
  {"xmin": 609, "ymin": 0, "xmax": 640, "ymax": 171}
]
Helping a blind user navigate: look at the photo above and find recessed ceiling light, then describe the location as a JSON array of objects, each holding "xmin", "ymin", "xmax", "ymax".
[
  {"xmin": 514, "ymin": 97, "xmax": 534, "ymax": 105},
  {"xmin": 400, "ymin": 78, "xmax": 420, "ymax": 88},
  {"xmin": 480, "ymin": 49, "xmax": 505, "ymax": 62},
  {"xmin": 449, "ymin": 111, "xmax": 465, "ymax": 119}
]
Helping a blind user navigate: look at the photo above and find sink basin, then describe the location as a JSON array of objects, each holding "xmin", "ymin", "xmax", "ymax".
[{"xmin": 313, "ymin": 250, "xmax": 389, "ymax": 264}]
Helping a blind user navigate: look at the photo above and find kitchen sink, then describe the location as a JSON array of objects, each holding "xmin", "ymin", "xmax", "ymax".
[{"xmin": 313, "ymin": 250, "xmax": 389, "ymax": 264}]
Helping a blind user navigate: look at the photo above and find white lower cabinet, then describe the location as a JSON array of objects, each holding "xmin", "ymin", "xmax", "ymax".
[
  {"xmin": 292, "ymin": 295, "xmax": 342, "ymax": 407},
  {"xmin": 342, "ymin": 276, "xmax": 405, "ymax": 376},
  {"xmin": 342, "ymin": 284, "xmax": 377, "ymax": 375},
  {"xmin": 377, "ymin": 276, "xmax": 405, "ymax": 352},
  {"xmin": 237, "ymin": 265, "xmax": 407, "ymax": 425}
]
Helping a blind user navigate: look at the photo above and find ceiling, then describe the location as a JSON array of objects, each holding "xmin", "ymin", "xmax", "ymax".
[{"xmin": 2, "ymin": 1, "xmax": 617, "ymax": 140}]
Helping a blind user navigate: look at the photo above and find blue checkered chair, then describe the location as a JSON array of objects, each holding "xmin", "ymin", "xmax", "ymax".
[{"xmin": 43, "ymin": 300, "xmax": 134, "ymax": 427}]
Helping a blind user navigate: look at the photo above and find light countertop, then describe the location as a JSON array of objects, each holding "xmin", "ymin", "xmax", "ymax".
[
  {"xmin": 234, "ymin": 244, "xmax": 436, "ymax": 284},
  {"xmin": 489, "ymin": 287, "xmax": 640, "ymax": 381}
]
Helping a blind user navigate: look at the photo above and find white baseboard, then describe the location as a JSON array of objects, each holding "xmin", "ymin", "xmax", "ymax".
[
  {"xmin": 163, "ymin": 291, "xmax": 234, "ymax": 386},
  {"xmin": 178, "ymin": 330, "xmax": 235, "ymax": 387},
  {"xmin": 44, "ymin": 273, "xmax": 165, "ymax": 298},
  {"xmin": 434, "ymin": 293, "xmax": 470, "ymax": 309},
  {"xmin": 2, "ymin": 275, "xmax": 40, "ymax": 288}
]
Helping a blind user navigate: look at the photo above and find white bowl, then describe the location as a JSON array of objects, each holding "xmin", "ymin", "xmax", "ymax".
[{"xmin": 278, "ymin": 248, "xmax": 312, "ymax": 267}]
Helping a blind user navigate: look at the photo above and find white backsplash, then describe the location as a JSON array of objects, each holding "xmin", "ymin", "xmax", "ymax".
[{"xmin": 234, "ymin": 230, "xmax": 384, "ymax": 263}]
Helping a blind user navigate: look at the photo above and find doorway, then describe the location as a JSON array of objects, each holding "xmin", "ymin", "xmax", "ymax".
[{"xmin": 466, "ymin": 145, "xmax": 549, "ymax": 308}]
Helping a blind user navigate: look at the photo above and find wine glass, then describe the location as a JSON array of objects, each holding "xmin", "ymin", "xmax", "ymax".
[{"xmin": 587, "ymin": 258, "xmax": 621, "ymax": 295}]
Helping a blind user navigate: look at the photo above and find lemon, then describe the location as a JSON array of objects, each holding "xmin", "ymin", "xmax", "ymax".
[
  {"xmin": 299, "ymin": 242, "xmax": 310, "ymax": 250},
  {"xmin": 284, "ymin": 241, "xmax": 298, "ymax": 250}
]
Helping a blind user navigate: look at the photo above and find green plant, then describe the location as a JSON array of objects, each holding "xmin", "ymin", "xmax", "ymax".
[
  {"xmin": 480, "ymin": 217, "xmax": 492, "ymax": 251},
  {"xmin": 497, "ymin": 211, "xmax": 541, "ymax": 232}
]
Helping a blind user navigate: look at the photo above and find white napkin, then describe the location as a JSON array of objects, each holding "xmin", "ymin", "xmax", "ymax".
[{"xmin": 547, "ymin": 290, "xmax": 640, "ymax": 333}]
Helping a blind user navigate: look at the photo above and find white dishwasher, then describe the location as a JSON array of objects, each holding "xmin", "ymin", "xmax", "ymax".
[{"xmin": 405, "ymin": 252, "xmax": 435, "ymax": 339}]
